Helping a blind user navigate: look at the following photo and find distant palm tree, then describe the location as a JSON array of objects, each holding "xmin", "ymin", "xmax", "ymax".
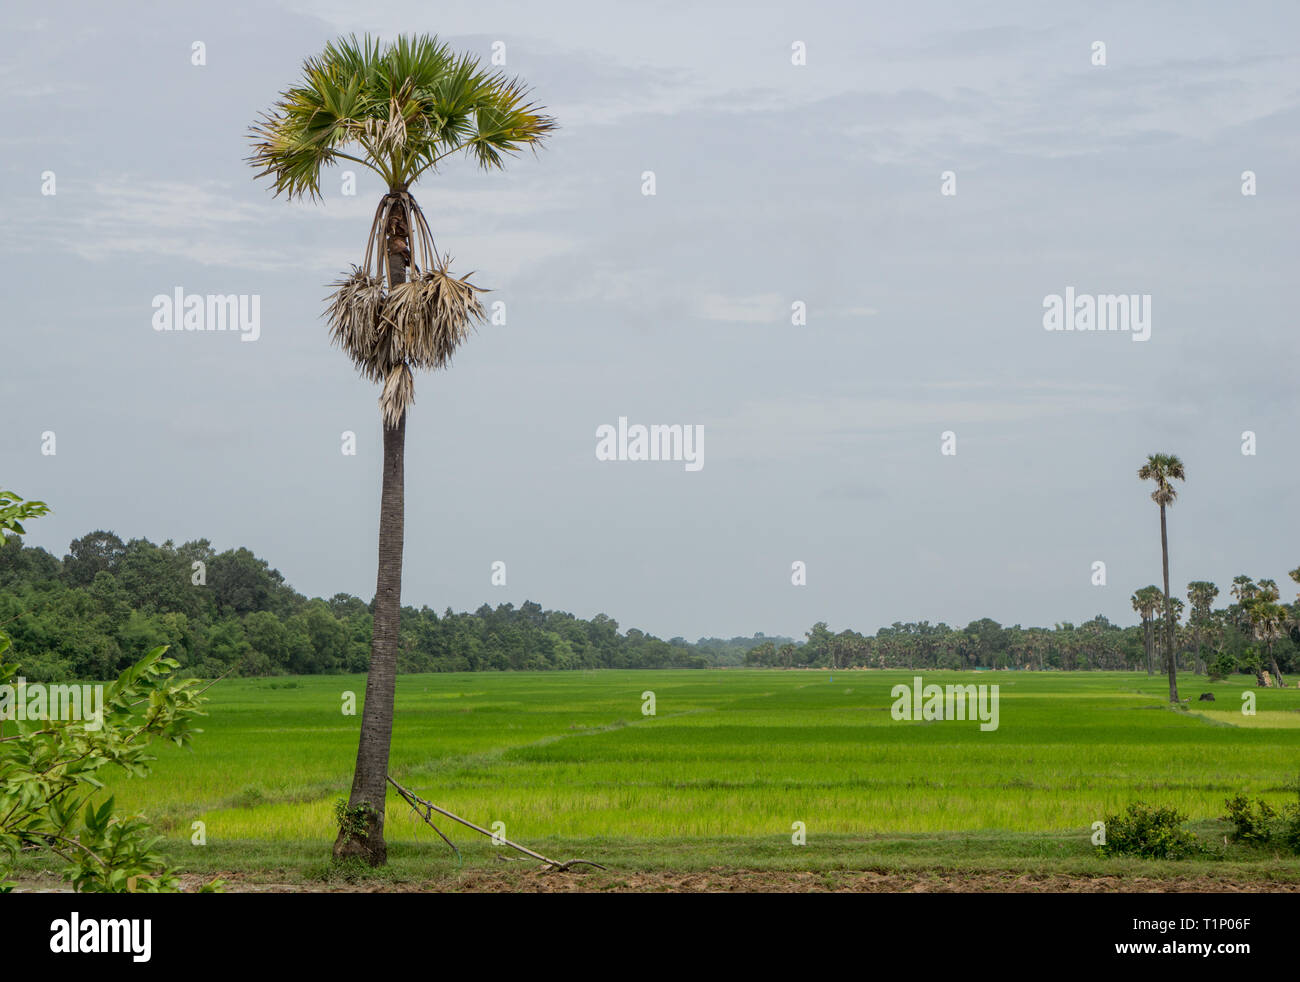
[
  {"xmin": 249, "ymin": 34, "xmax": 554, "ymax": 865},
  {"xmin": 1248, "ymin": 600, "xmax": 1287, "ymax": 687},
  {"xmin": 1031, "ymin": 630, "xmax": 1048, "ymax": 671},
  {"xmin": 1165, "ymin": 596, "xmax": 1186, "ymax": 670},
  {"xmin": 1288, "ymin": 568, "xmax": 1300, "ymax": 648},
  {"xmin": 1230, "ymin": 575, "xmax": 1257, "ymax": 632},
  {"xmin": 1186, "ymin": 580, "xmax": 1219, "ymax": 674},
  {"xmin": 1129, "ymin": 591, "xmax": 1144, "ymax": 671},
  {"xmin": 1053, "ymin": 622, "xmax": 1079, "ymax": 671},
  {"xmin": 1230, "ymin": 575, "xmax": 1256, "ymax": 602},
  {"xmin": 1131, "ymin": 585, "xmax": 1162, "ymax": 675},
  {"xmin": 1138, "ymin": 453, "xmax": 1185, "ymax": 702}
]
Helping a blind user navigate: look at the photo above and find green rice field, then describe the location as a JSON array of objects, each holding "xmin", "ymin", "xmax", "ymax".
[{"xmin": 85, "ymin": 669, "xmax": 1300, "ymax": 882}]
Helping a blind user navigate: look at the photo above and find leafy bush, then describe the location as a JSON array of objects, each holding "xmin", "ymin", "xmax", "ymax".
[
  {"xmin": 1208, "ymin": 652, "xmax": 1237, "ymax": 681},
  {"xmin": 1239, "ymin": 647, "xmax": 1262, "ymax": 674},
  {"xmin": 8, "ymin": 651, "xmax": 77, "ymax": 684},
  {"xmin": 0, "ymin": 489, "xmax": 220, "ymax": 893},
  {"xmin": 1224, "ymin": 794, "xmax": 1277, "ymax": 845},
  {"xmin": 1225, "ymin": 782, "xmax": 1300, "ymax": 854},
  {"xmin": 0, "ymin": 641, "xmax": 216, "ymax": 891},
  {"xmin": 1097, "ymin": 802, "xmax": 1199, "ymax": 859},
  {"xmin": 1284, "ymin": 803, "xmax": 1300, "ymax": 853}
]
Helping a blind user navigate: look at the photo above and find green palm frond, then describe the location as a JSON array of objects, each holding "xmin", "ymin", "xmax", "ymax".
[
  {"xmin": 248, "ymin": 33, "xmax": 555, "ymax": 199},
  {"xmin": 1138, "ymin": 453, "xmax": 1185, "ymax": 506}
]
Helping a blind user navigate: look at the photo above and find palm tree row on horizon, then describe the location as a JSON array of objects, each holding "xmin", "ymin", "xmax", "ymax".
[{"xmin": 1136, "ymin": 454, "xmax": 1295, "ymax": 704}]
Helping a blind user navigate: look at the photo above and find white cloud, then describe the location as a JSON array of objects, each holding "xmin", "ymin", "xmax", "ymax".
[
  {"xmin": 698, "ymin": 292, "xmax": 785, "ymax": 323},
  {"xmin": 0, "ymin": 176, "xmax": 584, "ymax": 275},
  {"xmin": 712, "ymin": 382, "xmax": 1142, "ymax": 457}
]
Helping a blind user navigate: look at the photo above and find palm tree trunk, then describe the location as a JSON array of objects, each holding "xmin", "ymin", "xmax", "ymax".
[
  {"xmin": 1267, "ymin": 641, "xmax": 1284, "ymax": 688},
  {"xmin": 1143, "ymin": 618, "xmax": 1152, "ymax": 676},
  {"xmin": 333, "ymin": 412, "xmax": 406, "ymax": 864},
  {"xmin": 334, "ymin": 220, "xmax": 410, "ymax": 866},
  {"xmin": 1160, "ymin": 504, "xmax": 1178, "ymax": 702}
]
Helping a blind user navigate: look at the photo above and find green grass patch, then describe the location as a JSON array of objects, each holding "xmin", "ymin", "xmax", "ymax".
[{"xmin": 19, "ymin": 669, "xmax": 1297, "ymax": 883}]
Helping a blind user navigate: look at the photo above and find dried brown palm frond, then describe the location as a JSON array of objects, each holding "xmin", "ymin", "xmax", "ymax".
[
  {"xmin": 379, "ymin": 363, "xmax": 415, "ymax": 427},
  {"xmin": 323, "ymin": 189, "xmax": 488, "ymax": 423},
  {"xmin": 385, "ymin": 266, "xmax": 485, "ymax": 370},
  {"xmin": 359, "ymin": 96, "xmax": 409, "ymax": 153},
  {"xmin": 326, "ymin": 266, "xmax": 387, "ymax": 382}
]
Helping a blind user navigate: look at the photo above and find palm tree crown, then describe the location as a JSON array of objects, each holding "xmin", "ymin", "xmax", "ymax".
[
  {"xmin": 248, "ymin": 34, "xmax": 555, "ymax": 423},
  {"xmin": 249, "ymin": 34, "xmax": 554, "ymax": 200},
  {"xmin": 1132, "ymin": 585, "xmax": 1161, "ymax": 618},
  {"xmin": 1137, "ymin": 453, "xmax": 1185, "ymax": 505}
]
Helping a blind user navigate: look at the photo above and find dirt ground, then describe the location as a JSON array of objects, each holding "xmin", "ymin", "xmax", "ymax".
[{"xmin": 137, "ymin": 868, "xmax": 1300, "ymax": 893}]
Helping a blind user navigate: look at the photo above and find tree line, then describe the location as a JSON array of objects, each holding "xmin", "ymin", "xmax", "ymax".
[
  {"xmin": 750, "ymin": 573, "xmax": 1300, "ymax": 680},
  {"xmin": 2, "ymin": 531, "xmax": 1294, "ymax": 684},
  {"xmin": 0, "ymin": 529, "xmax": 780, "ymax": 680}
]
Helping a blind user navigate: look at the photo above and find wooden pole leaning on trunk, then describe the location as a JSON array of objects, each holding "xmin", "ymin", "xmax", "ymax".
[{"xmin": 387, "ymin": 775, "xmax": 607, "ymax": 872}]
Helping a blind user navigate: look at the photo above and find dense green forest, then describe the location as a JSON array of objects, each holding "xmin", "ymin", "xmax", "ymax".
[
  {"xmin": 0, "ymin": 530, "xmax": 787, "ymax": 680},
  {"xmin": 0, "ymin": 528, "xmax": 1295, "ymax": 682}
]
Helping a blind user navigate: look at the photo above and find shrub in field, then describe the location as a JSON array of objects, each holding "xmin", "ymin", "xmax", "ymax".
[
  {"xmin": 1238, "ymin": 647, "xmax": 1262, "ymax": 676},
  {"xmin": 1285, "ymin": 805, "xmax": 1300, "ymax": 853},
  {"xmin": 1225, "ymin": 784, "xmax": 1300, "ymax": 854},
  {"xmin": 1097, "ymin": 802, "xmax": 1199, "ymax": 859},
  {"xmin": 1207, "ymin": 653, "xmax": 1237, "ymax": 682},
  {"xmin": 1224, "ymin": 794, "xmax": 1277, "ymax": 845}
]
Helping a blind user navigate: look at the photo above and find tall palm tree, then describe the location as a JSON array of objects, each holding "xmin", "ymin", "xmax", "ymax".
[
  {"xmin": 1248, "ymin": 600, "xmax": 1287, "ymax": 687},
  {"xmin": 1231, "ymin": 575, "xmax": 1257, "ymax": 603},
  {"xmin": 1138, "ymin": 453, "xmax": 1185, "ymax": 702},
  {"xmin": 1186, "ymin": 580, "xmax": 1219, "ymax": 674},
  {"xmin": 249, "ymin": 34, "xmax": 554, "ymax": 865},
  {"xmin": 1230, "ymin": 575, "xmax": 1257, "ymax": 632},
  {"xmin": 1165, "ymin": 596, "xmax": 1186, "ymax": 671},
  {"xmin": 1129, "ymin": 591, "xmax": 1144, "ymax": 672},
  {"xmin": 1131, "ymin": 585, "xmax": 1161, "ymax": 676},
  {"xmin": 1289, "ymin": 567, "xmax": 1300, "ymax": 650}
]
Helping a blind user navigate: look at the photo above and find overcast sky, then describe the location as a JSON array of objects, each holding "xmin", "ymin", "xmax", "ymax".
[{"xmin": 2, "ymin": 0, "xmax": 1297, "ymax": 642}]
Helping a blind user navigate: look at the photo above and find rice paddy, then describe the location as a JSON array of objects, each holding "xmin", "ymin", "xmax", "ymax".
[{"xmin": 100, "ymin": 669, "xmax": 1300, "ymax": 859}]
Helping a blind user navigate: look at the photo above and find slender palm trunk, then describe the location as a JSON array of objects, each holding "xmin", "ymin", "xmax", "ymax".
[
  {"xmin": 334, "ymin": 223, "xmax": 409, "ymax": 866},
  {"xmin": 1159, "ymin": 504, "xmax": 1178, "ymax": 702},
  {"xmin": 334, "ymin": 413, "xmax": 406, "ymax": 863},
  {"xmin": 1267, "ymin": 640, "xmax": 1284, "ymax": 688},
  {"xmin": 1142, "ymin": 617, "xmax": 1153, "ymax": 675}
]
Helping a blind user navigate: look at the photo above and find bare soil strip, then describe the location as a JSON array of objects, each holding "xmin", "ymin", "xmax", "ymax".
[{"xmin": 112, "ymin": 869, "xmax": 1300, "ymax": 893}]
